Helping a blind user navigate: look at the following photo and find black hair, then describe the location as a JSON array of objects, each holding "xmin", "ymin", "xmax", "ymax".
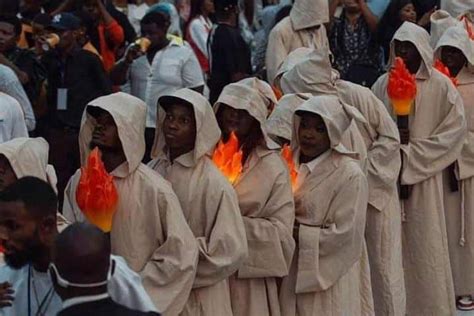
[
  {"xmin": 0, "ymin": 177, "xmax": 57, "ymax": 219},
  {"xmin": 141, "ymin": 11, "xmax": 170, "ymax": 28},
  {"xmin": 0, "ymin": 14, "xmax": 22, "ymax": 36}
]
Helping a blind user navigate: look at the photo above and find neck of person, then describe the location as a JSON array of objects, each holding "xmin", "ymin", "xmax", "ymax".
[
  {"xmin": 101, "ymin": 149, "xmax": 127, "ymax": 173},
  {"xmin": 169, "ymin": 147, "xmax": 193, "ymax": 162},
  {"xmin": 59, "ymin": 43, "xmax": 79, "ymax": 59},
  {"xmin": 345, "ymin": 10, "xmax": 361, "ymax": 25},
  {"xmin": 33, "ymin": 231, "xmax": 58, "ymax": 272}
]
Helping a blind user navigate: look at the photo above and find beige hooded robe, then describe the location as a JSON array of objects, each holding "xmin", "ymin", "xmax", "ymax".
[
  {"xmin": 62, "ymin": 92, "xmax": 199, "ymax": 316},
  {"xmin": 372, "ymin": 22, "xmax": 467, "ymax": 316},
  {"xmin": 281, "ymin": 47, "xmax": 405, "ymax": 316},
  {"xmin": 279, "ymin": 95, "xmax": 370, "ymax": 316},
  {"xmin": 239, "ymin": 77, "xmax": 278, "ymax": 114},
  {"xmin": 215, "ymin": 83, "xmax": 295, "ymax": 316},
  {"xmin": 147, "ymin": 88, "xmax": 248, "ymax": 315},
  {"xmin": 265, "ymin": 0, "xmax": 329, "ymax": 84},
  {"xmin": 435, "ymin": 26, "xmax": 474, "ymax": 296}
]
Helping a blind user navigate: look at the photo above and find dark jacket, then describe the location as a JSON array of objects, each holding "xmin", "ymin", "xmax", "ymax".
[{"xmin": 58, "ymin": 298, "xmax": 160, "ymax": 316}]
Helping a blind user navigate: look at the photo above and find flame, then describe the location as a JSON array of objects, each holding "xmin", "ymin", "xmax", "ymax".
[
  {"xmin": 434, "ymin": 59, "xmax": 458, "ymax": 86},
  {"xmin": 212, "ymin": 132, "xmax": 243, "ymax": 184},
  {"xmin": 387, "ymin": 57, "xmax": 417, "ymax": 116},
  {"xmin": 281, "ymin": 144, "xmax": 298, "ymax": 191},
  {"xmin": 272, "ymin": 85, "xmax": 283, "ymax": 101},
  {"xmin": 76, "ymin": 147, "xmax": 118, "ymax": 232},
  {"xmin": 461, "ymin": 17, "xmax": 474, "ymax": 40}
]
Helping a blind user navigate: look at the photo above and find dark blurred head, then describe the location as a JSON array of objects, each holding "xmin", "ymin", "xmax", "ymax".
[
  {"xmin": 394, "ymin": 39, "xmax": 422, "ymax": 74},
  {"xmin": 215, "ymin": 0, "xmax": 238, "ymax": 22},
  {"xmin": 381, "ymin": 0, "xmax": 416, "ymax": 29},
  {"xmin": 140, "ymin": 11, "xmax": 170, "ymax": 48},
  {"xmin": 0, "ymin": 177, "xmax": 57, "ymax": 269},
  {"xmin": 49, "ymin": 13, "xmax": 81, "ymax": 50},
  {"xmin": 83, "ymin": 0, "xmax": 102, "ymax": 22},
  {"xmin": 441, "ymin": 46, "xmax": 468, "ymax": 77},
  {"xmin": 190, "ymin": 0, "xmax": 215, "ymax": 19},
  {"xmin": 0, "ymin": 15, "xmax": 22, "ymax": 52}
]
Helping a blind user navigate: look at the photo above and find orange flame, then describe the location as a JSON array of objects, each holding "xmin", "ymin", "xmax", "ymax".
[
  {"xmin": 272, "ymin": 85, "xmax": 283, "ymax": 101},
  {"xmin": 212, "ymin": 132, "xmax": 243, "ymax": 184},
  {"xmin": 461, "ymin": 17, "xmax": 474, "ymax": 40},
  {"xmin": 76, "ymin": 147, "xmax": 118, "ymax": 232},
  {"xmin": 434, "ymin": 59, "xmax": 458, "ymax": 86},
  {"xmin": 388, "ymin": 57, "xmax": 417, "ymax": 116},
  {"xmin": 281, "ymin": 144, "xmax": 298, "ymax": 191}
]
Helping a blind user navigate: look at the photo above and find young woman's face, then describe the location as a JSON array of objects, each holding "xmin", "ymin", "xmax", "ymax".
[
  {"xmin": 297, "ymin": 113, "xmax": 330, "ymax": 163},
  {"xmin": 399, "ymin": 3, "xmax": 417, "ymax": 23},
  {"xmin": 217, "ymin": 105, "xmax": 256, "ymax": 141}
]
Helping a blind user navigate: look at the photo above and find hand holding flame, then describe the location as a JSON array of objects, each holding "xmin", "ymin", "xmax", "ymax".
[
  {"xmin": 388, "ymin": 57, "xmax": 417, "ymax": 116},
  {"xmin": 281, "ymin": 144, "xmax": 298, "ymax": 191},
  {"xmin": 212, "ymin": 132, "xmax": 243, "ymax": 184},
  {"xmin": 76, "ymin": 147, "xmax": 118, "ymax": 232}
]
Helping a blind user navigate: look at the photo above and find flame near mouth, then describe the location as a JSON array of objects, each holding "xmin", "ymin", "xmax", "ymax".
[{"xmin": 212, "ymin": 132, "xmax": 243, "ymax": 184}]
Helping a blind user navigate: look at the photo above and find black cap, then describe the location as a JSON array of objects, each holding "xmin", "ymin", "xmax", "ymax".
[{"xmin": 49, "ymin": 13, "xmax": 81, "ymax": 31}]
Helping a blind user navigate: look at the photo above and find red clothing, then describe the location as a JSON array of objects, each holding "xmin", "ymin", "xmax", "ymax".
[{"xmin": 98, "ymin": 19, "xmax": 124, "ymax": 72}]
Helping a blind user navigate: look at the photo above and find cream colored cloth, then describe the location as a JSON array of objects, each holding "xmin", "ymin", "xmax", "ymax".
[
  {"xmin": 372, "ymin": 22, "xmax": 467, "ymax": 316},
  {"xmin": 239, "ymin": 77, "xmax": 278, "ymax": 113},
  {"xmin": 435, "ymin": 26, "xmax": 474, "ymax": 296},
  {"xmin": 279, "ymin": 95, "xmax": 371, "ymax": 316},
  {"xmin": 430, "ymin": 10, "xmax": 462, "ymax": 48},
  {"xmin": 62, "ymin": 92, "xmax": 199, "ymax": 316},
  {"xmin": 148, "ymin": 88, "xmax": 248, "ymax": 315},
  {"xmin": 441, "ymin": 0, "xmax": 474, "ymax": 18},
  {"xmin": 215, "ymin": 83, "xmax": 295, "ymax": 316},
  {"xmin": 266, "ymin": 93, "xmax": 311, "ymax": 143},
  {"xmin": 266, "ymin": 0, "xmax": 329, "ymax": 84}
]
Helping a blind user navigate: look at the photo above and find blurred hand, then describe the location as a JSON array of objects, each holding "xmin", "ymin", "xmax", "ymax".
[
  {"xmin": 0, "ymin": 282, "xmax": 14, "ymax": 308},
  {"xmin": 125, "ymin": 44, "xmax": 143, "ymax": 64}
]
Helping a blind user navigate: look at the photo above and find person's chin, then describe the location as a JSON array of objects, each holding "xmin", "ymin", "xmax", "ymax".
[{"xmin": 4, "ymin": 254, "xmax": 29, "ymax": 270}]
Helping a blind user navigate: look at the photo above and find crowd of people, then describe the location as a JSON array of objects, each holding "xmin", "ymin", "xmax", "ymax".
[{"xmin": 0, "ymin": 0, "xmax": 473, "ymax": 315}]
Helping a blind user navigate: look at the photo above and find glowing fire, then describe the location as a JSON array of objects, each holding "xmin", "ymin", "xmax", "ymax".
[
  {"xmin": 281, "ymin": 144, "xmax": 298, "ymax": 191},
  {"xmin": 434, "ymin": 59, "xmax": 458, "ymax": 86},
  {"xmin": 388, "ymin": 57, "xmax": 417, "ymax": 116},
  {"xmin": 76, "ymin": 147, "xmax": 118, "ymax": 232},
  {"xmin": 212, "ymin": 132, "xmax": 243, "ymax": 184},
  {"xmin": 272, "ymin": 85, "xmax": 283, "ymax": 101}
]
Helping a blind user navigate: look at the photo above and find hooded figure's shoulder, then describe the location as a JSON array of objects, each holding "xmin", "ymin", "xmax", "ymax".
[
  {"xmin": 269, "ymin": 16, "xmax": 292, "ymax": 37},
  {"xmin": 132, "ymin": 163, "xmax": 177, "ymax": 196},
  {"xmin": 255, "ymin": 147, "xmax": 290, "ymax": 179},
  {"xmin": 198, "ymin": 156, "xmax": 238, "ymax": 193}
]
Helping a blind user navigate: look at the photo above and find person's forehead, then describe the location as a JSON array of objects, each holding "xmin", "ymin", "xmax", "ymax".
[
  {"xmin": 165, "ymin": 102, "xmax": 195, "ymax": 116},
  {"xmin": 0, "ymin": 200, "xmax": 28, "ymax": 219}
]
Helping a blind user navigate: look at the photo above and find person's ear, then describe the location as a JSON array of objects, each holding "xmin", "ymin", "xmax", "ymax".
[{"xmin": 39, "ymin": 214, "xmax": 57, "ymax": 244}]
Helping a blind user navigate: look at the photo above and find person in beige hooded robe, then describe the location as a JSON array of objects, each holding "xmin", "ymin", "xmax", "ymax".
[
  {"xmin": 279, "ymin": 95, "xmax": 369, "ymax": 316},
  {"xmin": 215, "ymin": 83, "xmax": 295, "ymax": 316},
  {"xmin": 434, "ymin": 25, "xmax": 474, "ymax": 307},
  {"xmin": 280, "ymin": 47, "xmax": 405, "ymax": 316},
  {"xmin": 147, "ymin": 88, "xmax": 248, "ymax": 315},
  {"xmin": 265, "ymin": 0, "xmax": 329, "ymax": 84},
  {"xmin": 372, "ymin": 22, "xmax": 467, "ymax": 315},
  {"xmin": 239, "ymin": 77, "xmax": 279, "ymax": 114},
  {"xmin": 62, "ymin": 92, "xmax": 199, "ymax": 316}
]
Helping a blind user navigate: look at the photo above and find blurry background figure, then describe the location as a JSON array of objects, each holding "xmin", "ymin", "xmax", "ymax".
[
  {"xmin": 441, "ymin": 0, "xmax": 474, "ymax": 17},
  {"xmin": 0, "ymin": 92, "xmax": 28, "ymax": 143},
  {"xmin": 124, "ymin": 0, "xmax": 159, "ymax": 35},
  {"xmin": 329, "ymin": 0, "xmax": 383, "ymax": 87},
  {"xmin": 185, "ymin": 0, "xmax": 214, "ymax": 76},
  {"xmin": 51, "ymin": 223, "xmax": 161, "ymax": 316}
]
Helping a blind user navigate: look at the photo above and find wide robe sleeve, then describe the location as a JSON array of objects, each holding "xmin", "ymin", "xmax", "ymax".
[
  {"xmin": 400, "ymin": 90, "xmax": 466, "ymax": 185},
  {"xmin": 295, "ymin": 168, "xmax": 368, "ymax": 293},
  {"xmin": 237, "ymin": 166, "xmax": 296, "ymax": 279},
  {"xmin": 193, "ymin": 183, "xmax": 248, "ymax": 288}
]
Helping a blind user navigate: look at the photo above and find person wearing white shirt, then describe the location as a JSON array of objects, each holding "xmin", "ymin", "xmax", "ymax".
[
  {"xmin": 110, "ymin": 10, "xmax": 204, "ymax": 161},
  {"xmin": 0, "ymin": 177, "xmax": 157, "ymax": 316},
  {"xmin": 127, "ymin": 0, "xmax": 159, "ymax": 35},
  {"xmin": 0, "ymin": 65, "xmax": 35, "ymax": 132},
  {"xmin": 0, "ymin": 92, "xmax": 28, "ymax": 143}
]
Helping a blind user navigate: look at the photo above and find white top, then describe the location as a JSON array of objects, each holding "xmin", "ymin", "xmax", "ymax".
[
  {"xmin": 0, "ymin": 255, "xmax": 157, "ymax": 316},
  {"xmin": 127, "ymin": 3, "xmax": 150, "ymax": 35},
  {"xmin": 0, "ymin": 92, "xmax": 28, "ymax": 143},
  {"xmin": 122, "ymin": 39, "xmax": 204, "ymax": 128},
  {"xmin": 188, "ymin": 16, "xmax": 213, "ymax": 59},
  {"xmin": 0, "ymin": 65, "xmax": 35, "ymax": 132},
  {"xmin": 295, "ymin": 150, "xmax": 332, "ymax": 190},
  {"xmin": 62, "ymin": 293, "xmax": 109, "ymax": 310}
]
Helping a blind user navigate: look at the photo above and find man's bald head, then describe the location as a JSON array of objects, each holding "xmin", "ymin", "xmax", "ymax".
[{"xmin": 52, "ymin": 223, "xmax": 111, "ymax": 285}]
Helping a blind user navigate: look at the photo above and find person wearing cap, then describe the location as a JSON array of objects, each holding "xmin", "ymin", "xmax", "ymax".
[
  {"xmin": 265, "ymin": 0, "xmax": 329, "ymax": 84},
  {"xmin": 110, "ymin": 9, "xmax": 203, "ymax": 162},
  {"xmin": 208, "ymin": 0, "xmax": 252, "ymax": 104},
  {"xmin": 148, "ymin": 88, "xmax": 248, "ymax": 315},
  {"xmin": 279, "ymin": 95, "xmax": 371, "ymax": 316},
  {"xmin": 40, "ymin": 12, "xmax": 112, "ymax": 206},
  {"xmin": 62, "ymin": 92, "xmax": 199, "ymax": 315},
  {"xmin": 215, "ymin": 83, "xmax": 295, "ymax": 316},
  {"xmin": 434, "ymin": 26, "xmax": 474, "ymax": 311},
  {"xmin": 372, "ymin": 22, "xmax": 467, "ymax": 315}
]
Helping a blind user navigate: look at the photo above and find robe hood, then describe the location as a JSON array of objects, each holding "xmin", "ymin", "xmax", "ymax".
[
  {"xmin": 430, "ymin": 10, "xmax": 461, "ymax": 47},
  {"xmin": 275, "ymin": 47, "xmax": 313, "ymax": 86},
  {"xmin": 389, "ymin": 22, "xmax": 433, "ymax": 79},
  {"xmin": 434, "ymin": 25, "xmax": 474, "ymax": 83},
  {"xmin": 290, "ymin": 0, "xmax": 329, "ymax": 31},
  {"xmin": 239, "ymin": 77, "xmax": 278, "ymax": 111},
  {"xmin": 0, "ymin": 137, "xmax": 57, "ymax": 189},
  {"xmin": 80, "ymin": 92, "xmax": 147, "ymax": 177},
  {"xmin": 215, "ymin": 83, "xmax": 280, "ymax": 150},
  {"xmin": 151, "ymin": 88, "xmax": 221, "ymax": 165},
  {"xmin": 292, "ymin": 95, "xmax": 359, "ymax": 157},
  {"xmin": 266, "ymin": 93, "xmax": 311, "ymax": 142}
]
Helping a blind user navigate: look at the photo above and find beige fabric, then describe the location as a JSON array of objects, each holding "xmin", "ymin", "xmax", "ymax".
[
  {"xmin": 62, "ymin": 92, "xmax": 199, "ymax": 316},
  {"xmin": 290, "ymin": 0, "xmax": 329, "ymax": 31},
  {"xmin": 0, "ymin": 137, "xmax": 68, "ymax": 231},
  {"xmin": 435, "ymin": 27, "xmax": 474, "ymax": 296},
  {"xmin": 280, "ymin": 96, "xmax": 371, "ymax": 316},
  {"xmin": 266, "ymin": 93, "xmax": 311, "ymax": 142},
  {"xmin": 266, "ymin": 17, "xmax": 328, "ymax": 84},
  {"xmin": 372, "ymin": 22, "xmax": 467, "ymax": 315},
  {"xmin": 215, "ymin": 83, "xmax": 295, "ymax": 316},
  {"xmin": 441, "ymin": 0, "xmax": 474, "ymax": 18},
  {"xmin": 274, "ymin": 47, "xmax": 313, "ymax": 87},
  {"xmin": 278, "ymin": 48, "xmax": 368, "ymax": 171},
  {"xmin": 239, "ymin": 77, "xmax": 278, "ymax": 112},
  {"xmin": 430, "ymin": 10, "xmax": 461, "ymax": 48},
  {"xmin": 148, "ymin": 88, "xmax": 248, "ymax": 315}
]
